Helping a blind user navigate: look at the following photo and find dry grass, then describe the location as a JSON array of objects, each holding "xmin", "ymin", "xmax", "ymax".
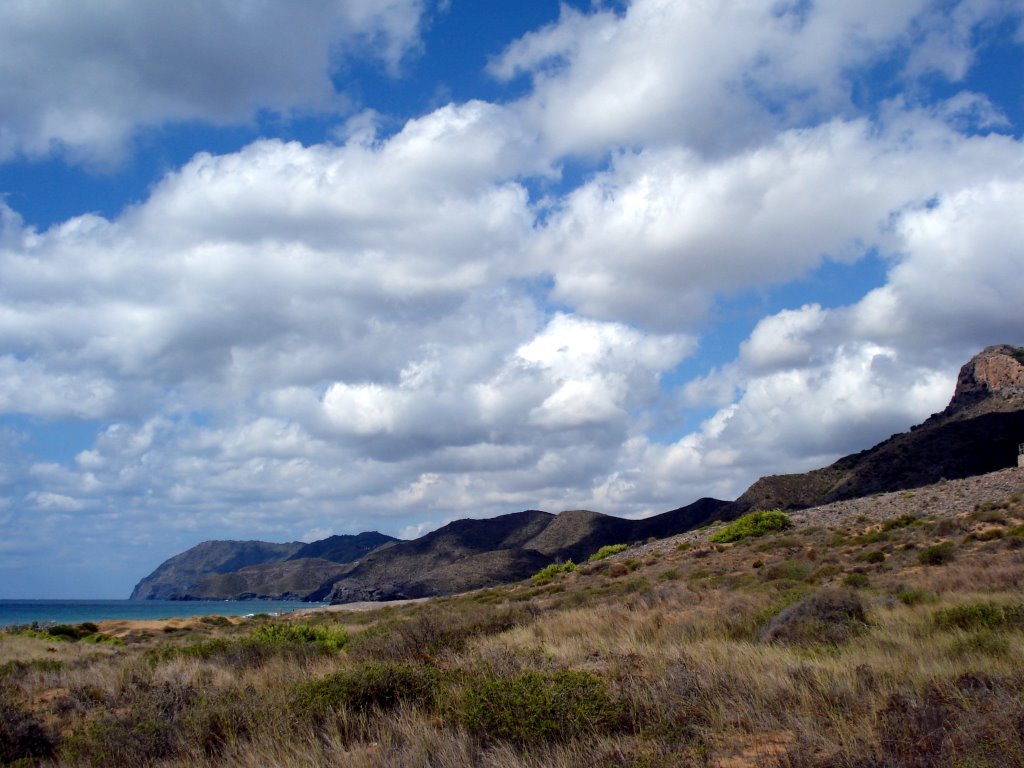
[{"xmin": 4, "ymin": 470, "xmax": 1024, "ymax": 767}]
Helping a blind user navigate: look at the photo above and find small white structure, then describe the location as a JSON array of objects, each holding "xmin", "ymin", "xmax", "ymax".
[{"xmin": 1019, "ymin": 443, "xmax": 1024, "ymax": 468}]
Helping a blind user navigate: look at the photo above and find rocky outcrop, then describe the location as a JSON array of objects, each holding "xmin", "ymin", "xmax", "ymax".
[{"xmin": 728, "ymin": 345, "xmax": 1024, "ymax": 514}]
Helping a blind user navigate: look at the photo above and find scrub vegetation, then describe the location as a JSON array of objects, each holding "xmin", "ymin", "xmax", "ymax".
[{"xmin": 4, "ymin": 476, "xmax": 1024, "ymax": 767}]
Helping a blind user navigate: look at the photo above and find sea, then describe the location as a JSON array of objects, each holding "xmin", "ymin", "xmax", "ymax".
[{"xmin": 0, "ymin": 599, "xmax": 326, "ymax": 629}]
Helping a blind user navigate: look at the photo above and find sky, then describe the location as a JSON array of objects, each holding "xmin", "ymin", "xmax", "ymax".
[{"xmin": 1, "ymin": 0, "xmax": 1023, "ymax": 599}]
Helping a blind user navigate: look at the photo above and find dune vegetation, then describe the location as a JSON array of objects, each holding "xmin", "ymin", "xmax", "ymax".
[{"xmin": 4, "ymin": 471, "xmax": 1024, "ymax": 767}]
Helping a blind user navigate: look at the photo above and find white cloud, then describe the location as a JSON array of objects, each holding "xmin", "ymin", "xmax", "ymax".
[
  {"xmin": 532, "ymin": 109, "xmax": 1024, "ymax": 329},
  {"xmin": 496, "ymin": 0, "xmax": 1020, "ymax": 158},
  {"xmin": 0, "ymin": 0, "xmax": 425, "ymax": 163}
]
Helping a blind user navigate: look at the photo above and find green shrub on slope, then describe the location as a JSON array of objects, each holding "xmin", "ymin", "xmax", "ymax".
[{"xmin": 709, "ymin": 510, "xmax": 791, "ymax": 543}]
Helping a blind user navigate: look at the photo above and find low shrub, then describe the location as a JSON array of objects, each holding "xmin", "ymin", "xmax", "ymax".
[
  {"xmin": 882, "ymin": 514, "xmax": 919, "ymax": 531},
  {"xmin": 290, "ymin": 661, "xmax": 440, "ymax": 720},
  {"xmin": 247, "ymin": 621, "xmax": 349, "ymax": 650},
  {"xmin": 919, "ymin": 541, "xmax": 955, "ymax": 565},
  {"xmin": 709, "ymin": 510, "xmax": 790, "ymax": 544},
  {"xmin": 856, "ymin": 550, "xmax": 886, "ymax": 564},
  {"xmin": 347, "ymin": 603, "xmax": 530, "ymax": 661},
  {"xmin": 532, "ymin": 560, "xmax": 577, "ymax": 584},
  {"xmin": 949, "ymin": 630, "xmax": 1011, "ymax": 657},
  {"xmin": 0, "ymin": 700, "xmax": 54, "ymax": 764},
  {"xmin": 588, "ymin": 544, "xmax": 628, "ymax": 562},
  {"xmin": 933, "ymin": 602, "xmax": 1024, "ymax": 631},
  {"xmin": 764, "ymin": 559, "xmax": 813, "ymax": 583},
  {"xmin": 844, "ymin": 572, "xmax": 870, "ymax": 589},
  {"xmin": 460, "ymin": 669, "xmax": 621, "ymax": 744},
  {"xmin": 760, "ymin": 588, "xmax": 868, "ymax": 645},
  {"xmin": 896, "ymin": 588, "xmax": 931, "ymax": 606}
]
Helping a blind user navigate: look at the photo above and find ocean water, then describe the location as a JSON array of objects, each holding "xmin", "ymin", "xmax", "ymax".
[{"xmin": 0, "ymin": 599, "xmax": 325, "ymax": 629}]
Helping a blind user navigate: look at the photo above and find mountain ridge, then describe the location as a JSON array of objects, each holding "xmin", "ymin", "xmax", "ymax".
[{"xmin": 130, "ymin": 344, "xmax": 1024, "ymax": 604}]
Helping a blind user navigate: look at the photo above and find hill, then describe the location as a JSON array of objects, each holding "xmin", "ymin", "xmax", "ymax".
[
  {"xmin": 130, "ymin": 533, "xmax": 393, "ymax": 601},
  {"xmin": 129, "ymin": 540, "xmax": 304, "ymax": 600},
  {"xmin": 728, "ymin": 344, "xmax": 1024, "ymax": 513}
]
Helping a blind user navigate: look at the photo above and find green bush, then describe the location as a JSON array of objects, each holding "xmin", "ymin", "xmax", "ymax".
[
  {"xmin": 247, "ymin": 621, "xmax": 349, "ymax": 650},
  {"xmin": 709, "ymin": 510, "xmax": 791, "ymax": 543},
  {"xmin": 856, "ymin": 550, "xmax": 886, "ymax": 564},
  {"xmin": 764, "ymin": 559, "xmax": 813, "ymax": 582},
  {"xmin": 882, "ymin": 515, "xmax": 919, "ymax": 532},
  {"xmin": 532, "ymin": 560, "xmax": 577, "ymax": 584},
  {"xmin": 933, "ymin": 602, "xmax": 1024, "ymax": 631},
  {"xmin": 844, "ymin": 572, "xmax": 871, "ymax": 589},
  {"xmin": 896, "ymin": 588, "xmax": 930, "ymax": 606},
  {"xmin": 948, "ymin": 630, "xmax": 1011, "ymax": 657},
  {"xmin": 291, "ymin": 662, "xmax": 440, "ymax": 719},
  {"xmin": 919, "ymin": 541, "xmax": 955, "ymax": 566},
  {"xmin": 460, "ymin": 670, "xmax": 621, "ymax": 744},
  {"xmin": 588, "ymin": 544, "xmax": 628, "ymax": 562}
]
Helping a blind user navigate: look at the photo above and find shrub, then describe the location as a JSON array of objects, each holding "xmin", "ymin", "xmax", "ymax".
[
  {"xmin": 532, "ymin": 560, "xmax": 577, "ymax": 584},
  {"xmin": 460, "ymin": 670, "xmax": 621, "ymax": 743},
  {"xmin": 588, "ymin": 544, "xmax": 628, "ymax": 562},
  {"xmin": 844, "ymin": 572, "xmax": 871, "ymax": 589},
  {"xmin": 760, "ymin": 588, "xmax": 868, "ymax": 645},
  {"xmin": 933, "ymin": 602, "xmax": 1024, "ymax": 631},
  {"xmin": 709, "ymin": 509, "xmax": 791, "ymax": 543},
  {"xmin": 919, "ymin": 541, "xmax": 955, "ymax": 566},
  {"xmin": 347, "ymin": 603, "xmax": 529, "ymax": 661},
  {"xmin": 247, "ymin": 621, "xmax": 349, "ymax": 650},
  {"xmin": 856, "ymin": 550, "xmax": 886, "ymax": 564},
  {"xmin": 291, "ymin": 662, "xmax": 440, "ymax": 719},
  {"xmin": 896, "ymin": 588, "xmax": 930, "ymax": 606},
  {"xmin": 0, "ymin": 700, "xmax": 54, "ymax": 764},
  {"xmin": 607, "ymin": 562, "xmax": 629, "ymax": 578},
  {"xmin": 882, "ymin": 514, "xmax": 919, "ymax": 531},
  {"xmin": 949, "ymin": 631, "xmax": 1011, "ymax": 657},
  {"xmin": 764, "ymin": 559, "xmax": 813, "ymax": 583}
]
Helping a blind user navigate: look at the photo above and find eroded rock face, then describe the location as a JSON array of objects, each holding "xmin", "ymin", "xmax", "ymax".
[{"xmin": 951, "ymin": 345, "xmax": 1024, "ymax": 407}]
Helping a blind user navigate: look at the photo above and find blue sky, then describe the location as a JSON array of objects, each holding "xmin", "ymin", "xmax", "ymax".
[{"xmin": 1, "ymin": 0, "xmax": 1022, "ymax": 598}]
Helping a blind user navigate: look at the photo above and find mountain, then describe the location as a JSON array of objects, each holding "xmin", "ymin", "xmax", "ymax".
[
  {"xmin": 132, "ymin": 345, "xmax": 1024, "ymax": 604},
  {"xmin": 318, "ymin": 498, "xmax": 728, "ymax": 603},
  {"xmin": 728, "ymin": 344, "xmax": 1024, "ymax": 514},
  {"xmin": 129, "ymin": 540, "xmax": 303, "ymax": 600},
  {"xmin": 130, "ymin": 532, "xmax": 394, "ymax": 600},
  {"xmin": 286, "ymin": 531, "xmax": 397, "ymax": 563}
]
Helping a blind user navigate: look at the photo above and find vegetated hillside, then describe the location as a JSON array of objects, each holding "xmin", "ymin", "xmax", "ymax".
[
  {"xmin": 320, "ymin": 498, "xmax": 728, "ymax": 603},
  {"xmin": 8, "ymin": 467, "xmax": 1024, "ymax": 768},
  {"xmin": 729, "ymin": 344, "xmax": 1024, "ymax": 514},
  {"xmin": 129, "ymin": 540, "xmax": 304, "ymax": 600}
]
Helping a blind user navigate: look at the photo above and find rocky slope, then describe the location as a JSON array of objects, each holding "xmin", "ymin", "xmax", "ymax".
[{"xmin": 729, "ymin": 345, "xmax": 1024, "ymax": 514}]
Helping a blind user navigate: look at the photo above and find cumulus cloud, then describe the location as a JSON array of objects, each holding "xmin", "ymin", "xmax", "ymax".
[
  {"xmin": 532, "ymin": 107, "xmax": 1024, "ymax": 329},
  {"xmin": 2, "ymin": 0, "xmax": 1024, "ymax": 598},
  {"xmin": 494, "ymin": 0, "xmax": 1020, "ymax": 157},
  {"xmin": 0, "ymin": 0, "xmax": 425, "ymax": 163}
]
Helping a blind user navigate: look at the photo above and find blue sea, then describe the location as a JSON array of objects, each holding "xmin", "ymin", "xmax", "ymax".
[{"xmin": 0, "ymin": 599, "xmax": 326, "ymax": 629}]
